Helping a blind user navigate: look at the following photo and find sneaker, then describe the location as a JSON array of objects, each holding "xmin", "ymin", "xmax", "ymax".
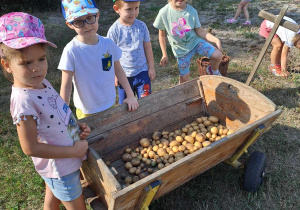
[
  {"xmin": 206, "ymin": 66, "xmax": 222, "ymax": 76},
  {"xmin": 268, "ymin": 64, "xmax": 282, "ymax": 76},
  {"xmin": 226, "ymin": 18, "xmax": 237, "ymax": 24},
  {"xmin": 243, "ymin": 20, "xmax": 251, "ymax": 25}
]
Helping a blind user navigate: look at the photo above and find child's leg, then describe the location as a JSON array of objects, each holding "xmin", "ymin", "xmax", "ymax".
[
  {"xmin": 134, "ymin": 71, "xmax": 151, "ymax": 98},
  {"xmin": 44, "ymin": 183, "xmax": 61, "ymax": 210},
  {"xmin": 176, "ymin": 50, "xmax": 194, "ymax": 84},
  {"xmin": 61, "ymin": 193, "xmax": 86, "ymax": 210},
  {"xmin": 234, "ymin": 1, "xmax": 250, "ymax": 20},
  {"xmin": 270, "ymin": 37, "xmax": 283, "ymax": 65},
  {"xmin": 180, "ymin": 74, "xmax": 190, "ymax": 84},
  {"xmin": 209, "ymin": 50, "xmax": 222, "ymax": 71},
  {"xmin": 242, "ymin": 2, "xmax": 251, "ymax": 21}
]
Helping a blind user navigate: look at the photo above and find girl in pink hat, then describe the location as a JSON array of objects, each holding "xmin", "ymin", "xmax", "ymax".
[{"xmin": 0, "ymin": 12, "xmax": 90, "ymax": 209}]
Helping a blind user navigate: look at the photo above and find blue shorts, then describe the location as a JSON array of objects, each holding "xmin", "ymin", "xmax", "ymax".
[
  {"xmin": 177, "ymin": 40, "xmax": 216, "ymax": 76},
  {"xmin": 42, "ymin": 170, "xmax": 82, "ymax": 202},
  {"xmin": 118, "ymin": 70, "xmax": 151, "ymax": 104}
]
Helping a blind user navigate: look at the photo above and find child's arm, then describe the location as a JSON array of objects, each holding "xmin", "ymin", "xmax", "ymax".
[
  {"xmin": 195, "ymin": 27, "xmax": 222, "ymax": 51},
  {"xmin": 60, "ymin": 70, "xmax": 73, "ymax": 105},
  {"xmin": 114, "ymin": 61, "xmax": 139, "ymax": 111},
  {"xmin": 158, "ymin": 29, "xmax": 168, "ymax": 66},
  {"xmin": 17, "ymin": 116, "xmax": 88, "ymax": 159},
  {"xmin": 144, "ymin": 41, "xmax": 156, "ymax": 80},
  {"xmin": 281, "ymin": 45, "xmax": 290, "ymax": 75}
]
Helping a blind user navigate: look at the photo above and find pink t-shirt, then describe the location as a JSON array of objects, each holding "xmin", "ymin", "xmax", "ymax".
[{"xmin": 10, "ymin": 79, "xmax": 84, "ymax": 178}]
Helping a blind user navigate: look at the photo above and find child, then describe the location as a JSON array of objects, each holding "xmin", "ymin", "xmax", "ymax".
[
  {"xmin": 259, "ymin": 16, "xmax": 300, "ymax": 78},
  {"xmin": 59, "ymin": 0, "xmax": 139, "ymax": 119},
  {"xmin": 107, "ymin": 0, "xmax": 155, "ymax": 105},
  {"xmin": 0, "ymin": 12, "xmax": 91, "ymax": 209},
  {"xmin": 226, "ymin": 0, "xmax": 252, "ymax": 25},
  {"xmin": 153, "ymin": 0, "xmax": 223, "ymax": 84}
]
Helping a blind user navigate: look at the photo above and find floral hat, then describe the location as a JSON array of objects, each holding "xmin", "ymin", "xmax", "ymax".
[
  {"xmin": 0, "ymin": 12, "xmax": 57, "ymax": 49},
  {"xmin": 61, "ymin": 0, "xmax": 99, "ymax": 23}
]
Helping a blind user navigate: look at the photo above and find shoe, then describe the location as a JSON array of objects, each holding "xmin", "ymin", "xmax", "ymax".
[
  {"xmin": 243, "ymin": 20, "xmax": 251, "ymax": 25},
  {"xmin": 206, "ymin": 66, "xmax": 222, "ymax": 76},
  {"xmin": 226, "ymin": 18, "xmax": 237, "ymax": 24},
  {"xmin": 268, "ymin": 64, "xmax": 288, "ymax": 77}
]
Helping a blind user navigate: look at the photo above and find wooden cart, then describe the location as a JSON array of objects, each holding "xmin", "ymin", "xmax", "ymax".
[{"xmin": 80, "ymin": 75, "xmax": 282, "ymax": 210}]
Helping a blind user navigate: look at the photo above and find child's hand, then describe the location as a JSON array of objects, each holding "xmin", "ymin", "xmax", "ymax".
[
  {"xmin": 123, "ymin": 96, "xmax": 139, "ymax": 111},
  {"xmin": 78, "ymin": 122, "xmax": 91, "ymax": 140},
  {"xmin": 160, "ymin": 56, "xmax": 168, "ymax": 66},
  {"xmin": 148, "ymin": 67, "xmax": 156, "ymax": 81},
  {"xmin": 73, "ymin": 140, "xmax": 88, "ymax": 157}
]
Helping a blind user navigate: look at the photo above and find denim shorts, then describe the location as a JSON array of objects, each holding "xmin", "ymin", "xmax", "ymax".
[
  {"xmin": 42, "ymin": 169, "xmax": 82, "ymax": 201},
  {"xmin": 177, "ymin": 40, "xmax": 216, "ymax": 76}
]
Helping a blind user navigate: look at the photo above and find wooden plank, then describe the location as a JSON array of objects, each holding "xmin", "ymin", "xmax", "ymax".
[
  {"xmin": 79, "ymin": 80, "xmax": 202, "ymax": 143},
  {"xmin": 110, "ymin": 109, "xmax": 282, "ymax": 209},
  {"xmin": 81, "ymin": 147, "xmax": 121, "ymax": 208},
  {"xmin": 89, "ymin": 97, "xmax": 204, "ymax": 156},
  {"xmin": 199, "ymin": 76, "xmax": 276, "ymax": 129},
  {"xmin": 258, "ymin": 10, "xmax": 300, "ymax": 32},
  {"xmin": 246, "ymin": 5, "xmax": 289, "ymax": 85}
]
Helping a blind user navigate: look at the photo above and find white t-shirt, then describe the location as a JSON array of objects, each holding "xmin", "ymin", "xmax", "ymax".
[
  {"xmin": 58, "ymin": 35, "xmax": 122, "ymax": 114},
  {"xmin": 266, "ymin": 16, "xmax": 297, "ymax": 48}
]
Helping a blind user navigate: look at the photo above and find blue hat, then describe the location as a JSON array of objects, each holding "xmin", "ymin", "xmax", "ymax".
[
  {"xmin": 113, "ymin": 0, "xmax": 146, "ymax": 3},
  {"xmin": 61, "ymin": 0, "xmax": 99, "ymax": 23}
]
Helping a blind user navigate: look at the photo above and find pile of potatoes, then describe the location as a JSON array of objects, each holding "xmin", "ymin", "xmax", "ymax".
[{"xmin": 121, "ymin": 116, "xmax": 234, "ymax": 186}]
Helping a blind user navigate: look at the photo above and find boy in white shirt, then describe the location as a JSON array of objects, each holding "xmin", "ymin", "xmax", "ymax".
[{"xmin": 59, "ymin": 0, "xmax": 139, "ymax": 119}]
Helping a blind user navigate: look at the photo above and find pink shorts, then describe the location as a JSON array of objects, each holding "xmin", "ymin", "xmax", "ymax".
[{"xmin": 259, "ymin": 20, "xmax": 279, "ymax": 39}]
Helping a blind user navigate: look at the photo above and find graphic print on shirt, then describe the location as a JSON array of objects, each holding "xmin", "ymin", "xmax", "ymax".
[
  {"xmin": 141, "ymin": 84, "xmax": 151, "ymax": 97},
  {"xmin": 171, "ymin": 17, "xmax": 191, "ymax": 44},
  {"xmin": 48, "ymin": 95, "xmax": 80, "ymax": 143},
  {"xmin": 102, "ymin": 50, "xmax": 112, "ymax": 71}
]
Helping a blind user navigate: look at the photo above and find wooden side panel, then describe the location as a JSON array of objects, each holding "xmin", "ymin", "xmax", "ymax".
[
  {"xmin": 111, "ymin": 109, "xmax": 282, "ymax": 210},
  {"xmin": 81, "ymin": 147, "xmax": 121, "ymax": 208},
  {"xmin": 199, "ymin": 76, "xmax": 276, "ymax": 130}
]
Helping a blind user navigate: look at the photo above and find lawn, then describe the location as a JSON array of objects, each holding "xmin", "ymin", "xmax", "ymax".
[{"xmin": 0, "ymin": 0, "xmax": 300, "ymax": 209}]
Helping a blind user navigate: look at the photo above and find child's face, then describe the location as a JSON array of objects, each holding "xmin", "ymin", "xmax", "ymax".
[
  {"xmin": 169, "ymin": 0, "xmax": 187, "ymax": 9},
  {"xmin": 114, "ymin": 1, "xmax": 140, "ymax": 26},
  {"xmin": 2, "ymin": 44, "xmax": 47, "ymax": 89},
  {"xmin": 68, "ymin": 13, "xmax": 99, "ymax": 40}
]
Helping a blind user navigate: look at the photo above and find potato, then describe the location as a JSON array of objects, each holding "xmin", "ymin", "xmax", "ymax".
[
  {"xmin": 129, "ymin": 167, "xmax": 137, "ymax": 174},
  {"xmin": 133, "ymin": 176, "xmax": 139, "ymax": 183},
  {"xmin": 156, "ymin": 157, "xmax": 162, "ymax": 164},
  {"xmin": 196, "ymin": 117, "xmax": 203, "ymax": 123},
  {"xmin": 202, "ymin": 141, "xmax": 211, "ymax": 147},
  {"xmin": 161, "ymin": 139, "xmax": 169, "ymax": 146},
  {"xmin": 140, "ymin": 138, "xmax": 150, "ymax": 147},
  {"xmin": 147, "ymin": 168, "xmax": 153, "ymax": 174},
  {"xmin": 158, "ymin": 163, "xmax": 165, "ymax": 170},
  {"xmin": 122, "ymin": 153, "xmax": 132, "ymax": 162},
  {"xmin": 227, "ymin": 130, "xmax": 235, "ymax": 135},
  {"xmin": 218, "ymin": 128, "xmax": 223, "ymax": 136},
  {"xmin": 168, "ymin": 157, "xmax": 175, "ymax": 163},
  {"xmin": 170, "ymin": 140, "xmax": 180, "ymax": 147},
  {"xmin": 222, "ymin": 128, "xmax": 229, "ymax": 135},
  {"xmin": 131, "ymin": 152, "xmax": 137, "ymax": 158},
  {"xmin": 139, "ymin": 173, "xmax": 146, "ymax": 179},
  {"xmin": 182, "ymin": 141, "xmax": 187, "ymax": 146},
  {"xmin": 162, "ymin": 131, "xmax": 169, "ymax": 135},
  {"xmin": 172, "ymin": 146, "xmax": 179, "ymax": 153},
  {"xmin": 176, "ymin": 136, "xmax": 183, "ymax": 143},
  {"xmin": 152, "ymin": 131, "xmax": 162, "ymax": 140},
  {"xmin": 185, "ymin": 143, "xmax": 194, "ymax": 150},
  {"xmin": 194, "ymin": 141, "xmax": 202, "ymax": 148},
  {"xmin": 191, "ymin": 131, "xmax": 197, "ymax": 138},
  {"xmin": 125, "ymin": 148, "xmax": 132, "ymax": 153},
  {"xmin": 131, "ymin": 158, "xmax": 141, "ymax": 167},
  {"xmin": 178, "ymin": 145, "xmax": 186, "ymax": 152},
  {"xmin": 105, "ymin": 161, "xmax": 111, "ymax": 166},
  {"xmin": 157, "ymin": 148, "xmax": 167, "ymax": 157},
  {"xmin": 125, "ymin": 162, "xmax": 133, "ymax": 170},
  {"xmin": 208, "ymin": 116, "xmax": 219, "ymax": 123},
  {"xmin": 206, "ymin": 132, "xmax": 212, "ymax": 139},
  {"xmin": 198, "ymin": 123, "xmax": 205, "ymax": 129},
  {"xmin": 203, "ymin": 120, "xmax": 212, "ymax": 127},
  {"xmin": 135, "ymin": 168, "xmax": 141, "ymax": 175},
  {"xmin": 195, "ymin": 133, "xmax": 205, "ymax": 142},
  {"xmin": 182, "ymin": 127, "xmax": 188, "ymax": 133},
  {"xmin": 125, "ymin": 176, "xmax": 133, "ymax": 184},
  {"xmin": 148, "ymin": 151, "xmax": 156, "ymax": 159},
  {"xmin": 169, "ymin": 132, "xmax": 175, "ymax": 137},
  {"xmin": 185, "ymin": 136, "xmax": 195, "ymax": 144},
  {"xmin": 181, "ymin": 133, "xmax": 186, "ymax": 138},
  {"xmin": 210, "ymin": 127, "xmax": 218, "ymax": 134}
]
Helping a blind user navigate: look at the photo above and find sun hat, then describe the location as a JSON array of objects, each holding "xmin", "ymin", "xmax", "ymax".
[
  {"xmin": 0, "ymin": 12, "xmax": 57, "ymax": 49},
  {"xmin": 61, "ymin": 0, "xmax": 99, "ymax": 23},
  {"xmin": 113, "ymin": 0, "xmax": 146, "ymax": 3}
]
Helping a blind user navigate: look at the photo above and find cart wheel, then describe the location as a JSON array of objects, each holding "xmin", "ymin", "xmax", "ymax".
[{"xmin": 243, "ymin": 151, "xmax": 267, "ymax": 192}]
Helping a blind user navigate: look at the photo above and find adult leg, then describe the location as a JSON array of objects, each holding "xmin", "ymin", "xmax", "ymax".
[
  {"xmin": 44, "ymin": 183, "xmax": 61, "ymax": 210},
  {"xmin": 233, "ymin": 1, "xmax": 249, "ymax": 20},
  {"xmin": 242, "ymin": 2, "xmax": 251, "ymax": 21},
  {"xmin": 270, "ymin": 37, "xmax": 283, "ymax": 65},
  {"xmin": 61, "ymin": 193, "xmax": 86, "ymax": 210}
]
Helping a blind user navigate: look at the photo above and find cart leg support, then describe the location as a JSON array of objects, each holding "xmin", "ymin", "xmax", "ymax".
[
  {"xmin": 224, "ymin": 124, "xmax": 266, "ymax": 168},
  {"xmin": 137, "ymin": 180, "xmax": 162, "ymax": 210}
]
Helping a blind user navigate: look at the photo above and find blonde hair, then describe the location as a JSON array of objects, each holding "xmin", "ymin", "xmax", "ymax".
[
  {"xmin": 292, "ymin": 33, "xmax": 300, "ymax": 45},
  {"xmin": 0, "ymin": 43, "xmax": 47, "ymax": 82},
  {"xmin": 114, "ymin": 0, "xmax": 125, "ymax": 8}
]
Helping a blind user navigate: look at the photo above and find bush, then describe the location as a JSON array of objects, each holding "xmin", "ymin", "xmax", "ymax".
[{"xmin": 0, "ymin": 0, "xmax": 61, "ymax": 14}]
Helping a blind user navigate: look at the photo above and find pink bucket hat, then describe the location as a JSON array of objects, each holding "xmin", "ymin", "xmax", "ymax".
[
  {"xmin": 0, "ymin": 12, "xmax": 57, "ymax": 49},
  {"xmin": 61, "ymin": 0, "xmax": 99, "ymax": 23}
]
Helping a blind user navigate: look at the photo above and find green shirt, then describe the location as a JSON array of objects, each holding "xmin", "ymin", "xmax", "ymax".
[{"xmin": 153, "ymin": 3, "xmax": 202, "ymax": 58}]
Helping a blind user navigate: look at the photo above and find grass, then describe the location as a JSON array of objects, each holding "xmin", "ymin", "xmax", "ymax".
[{"xmin": 1, "ymin": 0, "xmax": 300, "ymax": 209}]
